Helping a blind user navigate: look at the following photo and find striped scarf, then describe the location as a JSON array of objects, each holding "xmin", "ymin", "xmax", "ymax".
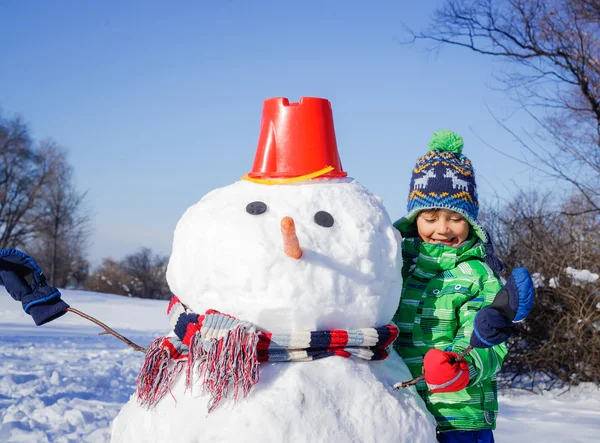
[{"xmin": 136, "ymin": 296, "xmax": 399, "ymax": 412}]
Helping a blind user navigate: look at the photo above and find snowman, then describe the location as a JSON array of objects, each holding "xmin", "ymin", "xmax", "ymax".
[{"xmin": 111, "ymin": 97, "xmax": 436, "ymax": 442}]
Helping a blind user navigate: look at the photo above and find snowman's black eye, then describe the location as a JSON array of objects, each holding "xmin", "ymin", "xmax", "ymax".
[
  {"xmin": 246, "ymin": 201, "xmax": 267, "ymax": 215},
  {"xmin": 314, "ymin": 211, "xmax": 334, "ymax": 227}
]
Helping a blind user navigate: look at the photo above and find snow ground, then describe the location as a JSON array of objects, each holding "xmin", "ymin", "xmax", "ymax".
[{"xmin": 1, "ymin": 287, "xmax": 599, "ymax": 442}]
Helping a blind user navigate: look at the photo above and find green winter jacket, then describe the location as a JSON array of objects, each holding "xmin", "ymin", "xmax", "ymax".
[{"xmin": 392, "ymin": 234, "xmax": 507, "ymax": 433}]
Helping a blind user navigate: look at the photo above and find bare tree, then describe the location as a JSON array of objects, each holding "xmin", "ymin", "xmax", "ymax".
[
  {"xmin": 84, "ymin": 258, "xmax": 132, "ymax": 296},
  {"xmin": 84, "ymin": 249, "xmax": 170, "ymax": 300},
  {"xmin": 0, "ymin": 115, "xmax": 54, "ymax": 248},
  {"xmin": 410, "ymin": 0, "xmax": 600, "ymax": 211},
  {"xmin": 121, "ymin": 248, "xmax": 170, "ymax": 300},
  {"xmin": 26, "ymin": 144, "xmax": 91, "ymax": 287},
  {"xmin": 481, "ymin": 191, "xmax": 600, "ymax": 389}
]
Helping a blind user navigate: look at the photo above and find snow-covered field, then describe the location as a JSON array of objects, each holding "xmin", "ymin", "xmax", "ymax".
[{"xmin": 1, "ymin": 287, "xmax": 599, "ymax": 442}]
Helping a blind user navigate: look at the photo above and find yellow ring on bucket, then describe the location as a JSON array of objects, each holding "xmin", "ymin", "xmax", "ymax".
[{"xmin": 241, "ymin": 166, "xmax": 334, "ymax": 185}]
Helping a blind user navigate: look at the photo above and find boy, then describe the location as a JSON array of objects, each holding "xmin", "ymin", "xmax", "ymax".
[{"xmin": 393, "ymin": 130, "xmax": 505, "ymax": 443}]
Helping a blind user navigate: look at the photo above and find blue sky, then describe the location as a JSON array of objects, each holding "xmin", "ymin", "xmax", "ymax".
[{"xmin": 1, "ymin": 1, "xmax": 545, "ymax": 265}]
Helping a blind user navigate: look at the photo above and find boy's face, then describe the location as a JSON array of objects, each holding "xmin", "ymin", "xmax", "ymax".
[{"xmin": 416, "ymin": 209, "xmax": 470, "ymax": 247}]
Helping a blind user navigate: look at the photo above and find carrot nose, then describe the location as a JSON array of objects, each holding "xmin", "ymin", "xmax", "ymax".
[{"xmin": 281, "ymin": 216, "xmax": 303, "ymax": 259}]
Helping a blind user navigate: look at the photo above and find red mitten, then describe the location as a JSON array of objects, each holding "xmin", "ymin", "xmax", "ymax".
[{"xmin": 423, "ymin": 348, "xmax": 470, "ymax": 393}]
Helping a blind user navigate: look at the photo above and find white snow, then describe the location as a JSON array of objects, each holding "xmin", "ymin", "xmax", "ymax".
[
  {"xmin": 0, "ymin": 288, "xmax": 168, "ymax": 443},
  {"xmin": 1, "ymin": 288, "xmax": 600, "ymax": 442},
  {"xmin": 496, "ymin": 384, "xmax": 600, "ymax": 443},
  {"xmin": 565, "ymin": 267, "xmax": 599, "ymax": 285},
  {"xmin": 534, "ymin": 267, "xmax": 599, "ymax": 289},
  {"xmin": 531, "ymin": 272, "xmax": 545, "ymax": 289}
]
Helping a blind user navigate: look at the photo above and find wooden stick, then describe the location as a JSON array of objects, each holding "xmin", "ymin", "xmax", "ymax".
[
  {"xmin": 394, "ymin": 374, "xmax": 424, "ymax": 389},
  {"xmin": 65, "ymin": 307, "xmax": 147, "ymax": 353}
]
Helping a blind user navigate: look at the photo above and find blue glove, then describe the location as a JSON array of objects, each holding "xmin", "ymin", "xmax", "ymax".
[
  {"xmin": 471, "ymin": 267, "xmax": 535, "ymax": 348},
  {"xmin": 0, "ymin": 248, "xmax": 69, "ymax": 326}
]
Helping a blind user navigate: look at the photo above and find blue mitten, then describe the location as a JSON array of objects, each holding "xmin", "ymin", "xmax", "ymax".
[
  {"xmin": 0, "ymin": 248, "xmax": 69, "ymax": 326},
  {"xmin": 471, "ymin": 267, "xmax": 535, "ymax": 348}
]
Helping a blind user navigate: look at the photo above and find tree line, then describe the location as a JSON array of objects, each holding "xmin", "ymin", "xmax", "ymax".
[
  {"xmin": 482, "ymin": 193, "xmax": 600, "ymax": 389},
  {"xmin": 0, "ymin": 113, "xmax": 170, "ymax": 300}
]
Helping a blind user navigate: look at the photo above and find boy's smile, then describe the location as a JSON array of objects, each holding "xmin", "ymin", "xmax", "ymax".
[
  {"xmin": 416, "ymin": 209, "xmax": 470, "ymax": 247},
  {"xmin": 430, "ymin": 238, "xmax": 459, "ymax": 246}
]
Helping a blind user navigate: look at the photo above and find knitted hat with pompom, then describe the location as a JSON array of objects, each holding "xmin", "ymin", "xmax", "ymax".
[{"xmin": 394, "ymin": 130, "xmax": 487, "ymax": 242}]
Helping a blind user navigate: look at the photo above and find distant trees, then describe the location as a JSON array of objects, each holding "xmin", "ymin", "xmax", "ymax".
[
  {"xmin": 121, "ymin": 248, "xmax": 170, "ymax": 299},
  {"xmin": 27, "ymin": 147, "xmax": 91, "ymax": 287},
  {"xmin": 84, "ymin": 248, "xmax": 171, "ymax": 300},
  {"xmin": 0, "ymin": 116, "xmax": 54, "ymax": 248},
  {"xmin": 84, "ymin": 258, "xmax": 131, "ymax": 296},
  {"xmin": 1, "ymin": 110, "xmax": 172, "ymax": 297},
  {"xmin": 482, "ymin": 191, "xmax": 600, "ymax": 389},
  {"xmin": 1, "ymin": 113, "xmax": 91, "ymax": 287}
]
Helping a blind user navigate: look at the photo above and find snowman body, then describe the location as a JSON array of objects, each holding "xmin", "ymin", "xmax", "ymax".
[
  {"xmin": 111, "ymin": 179, "xmax": 437, "ymax": 442},
  {"xmin": 113, "ymin": 351, "xmax": 434, "ymax": 442}
]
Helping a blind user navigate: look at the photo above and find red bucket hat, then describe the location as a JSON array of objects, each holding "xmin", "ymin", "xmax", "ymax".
[{"xmin": 242, "ymin": 97, "xmax": 347, "ymax": 185}]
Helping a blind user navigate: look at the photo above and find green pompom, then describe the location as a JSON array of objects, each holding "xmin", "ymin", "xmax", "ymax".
[{"xmin": 428, "ymin": 130, "xmax": 464, "ymax": 154}]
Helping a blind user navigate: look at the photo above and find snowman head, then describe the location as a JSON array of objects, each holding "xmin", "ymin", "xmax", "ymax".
[{"xmin": 166, "ymin": 98, "xmax": 401, "ymax": 332}]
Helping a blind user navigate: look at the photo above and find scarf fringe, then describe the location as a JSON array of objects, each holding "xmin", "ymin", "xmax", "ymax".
[
  {"xmin": 188, "ymin": 324, "xmax": 259, "ymax": 412},
  {"xmin": 136, "ymin": 324, "xmax": 259, "ymax": 411},
  {"xmin": 136, "ymin": 338, "xmax": 185, "ymax": 409}
]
